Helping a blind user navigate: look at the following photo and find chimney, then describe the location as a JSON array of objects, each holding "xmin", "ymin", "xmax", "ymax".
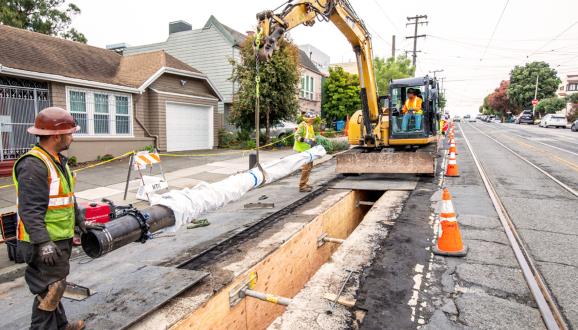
[
  {"xmin": 106, "ymin": 43, "xmax": 128, "ymax": 55},
  {"xmin": 169, "ymin": 20, "xmax": 192, "ymax": 34}
]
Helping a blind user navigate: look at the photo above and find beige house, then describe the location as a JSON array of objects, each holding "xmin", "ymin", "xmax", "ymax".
[
  {"xmin": 330, "ymin": 61, "xmax": 358, "ymax": 75},
  {"xmin": 557, "ymin": 73, "xmax": 578, "ymax": 117},
  {"xmin": 0, "ymin": 25, "xmax": 222, "ymax": 168},
  {"xmin": 298, "ymin": 50, "xmax": 324, "ymax": 115}
]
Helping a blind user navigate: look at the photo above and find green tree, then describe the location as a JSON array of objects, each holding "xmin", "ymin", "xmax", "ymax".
[
  {"xmin": 480, "ymin": 95, "xmax": 496, "ymax": 115},
  {"xmin": 229, "ymin": 35, "xmax": 300, "ymax": 141},
  {"xmin": 373, "ymin": 55, "xmax": 415, "ymax": 95},
  {"xmin": 566, "ymin": 94, "xmax": 578, "ymax": 122},
  {"xmin": 438, "ymin": 93, "xmax": 446, "ymax": 110},
  {"xmin": 507, "ymin": 61, "xmax": 560, "ymax": 109},
  {"xmin": 0, "ymin": 0, "xmax": 86, "ymax": 42},
  {"xmin": 535, "ymin": 97, "xmax": 567, "ymax": 115},
  {"xmin": 322, "ymin": 66, "xmax": 361, "ymax": 121}
]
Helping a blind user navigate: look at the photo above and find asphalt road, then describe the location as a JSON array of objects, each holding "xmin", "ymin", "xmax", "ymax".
[{"xmin": 461, "ymin": 122, "xmax": 578, "ymax": 328}]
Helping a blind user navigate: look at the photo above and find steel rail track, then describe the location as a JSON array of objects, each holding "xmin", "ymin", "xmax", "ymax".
[
  {"xmin": 459, "ymin": 123, "xmax": 568, "ymax": 330},
  {"xmin": 467, "ymin": 123, "xmax": 578, "ymax": 198},
  {"xmin": 479, "ymin": 122, "xmax": 578, "ymax": 157}
]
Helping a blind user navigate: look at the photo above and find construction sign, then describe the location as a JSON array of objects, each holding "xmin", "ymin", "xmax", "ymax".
[{"xmin": 124, "ymin": 150, "xmax": 168, "ymax": 202}]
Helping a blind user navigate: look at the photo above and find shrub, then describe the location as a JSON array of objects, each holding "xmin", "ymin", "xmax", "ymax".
[
  {"xmin": 67, "ymin": 156, "xmax": 77, "ymax": 167},
  {"xmin": 322, "ymin": 129, "xmax": 336, "ymax": 138},
  {"xmin": 236, "ymin": 129, "xmax": 251, "ymax": 143},
  {"xmin": 315, "ymin": 135, "xmax": 334, "ymax": 154},
  {"xmin": 100, "ymin": 154, "xmax": 114, "ymax": 162},
  {"xmin": 332, "ymin": 140, "xmax": 350, "ymax": 153},
  {"xmin": 244, "ymin": 140, "xmax": 257, "ymax": 150},
  {"xmin": 283, "ymin": 134, "xmax": 295, "ymax": 147},
  {"xmin": 140, "ymin": 145, "xmax": 156, "ymax": 153},
  {"xmin": 218, "ymin": 129, "xmax": 236, "ymax": 148}
]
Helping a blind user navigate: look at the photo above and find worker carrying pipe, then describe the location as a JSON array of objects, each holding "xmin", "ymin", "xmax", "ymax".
[
  {"xmin": 13, "ymin": 107, "xmax": 102, "ymax": 330},
  {"xmin": 294, "ymin": 111, "xmax": 318, "ymax": 192}
]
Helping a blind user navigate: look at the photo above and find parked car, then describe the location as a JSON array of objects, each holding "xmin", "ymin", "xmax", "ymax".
[
  {"xmin": 571, "ymin": 119, "xmax": 578, "ymax": 132},
  {"xmin": 453, "ymin": 115, "xmax": 461, "ymax": 122},
  {"xmin": 492, "ymin": 118, "xmax": 502, "ymax": 123},
  {"xmin": 270, "ymin": 121, "xmax": 298, "ymax": 138},
  {"xmin": 464, "ymin": 114, "xmax": 471, "ymax": 120},
  {"xmin": 468, "ymin": 117, "xmax": 477, "ymax": 122},
  {"xmin": 539, "ymin": 114, "xmax": 567, "ymax": 128},
  {"xmin": 515, "ymin": 110, "xmax": 534, "ymax": 124}
]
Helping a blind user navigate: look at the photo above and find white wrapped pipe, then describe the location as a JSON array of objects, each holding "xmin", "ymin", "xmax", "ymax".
[{"xmin": 150, "ymin": 145, "xmax": 327, "ymax": 232}]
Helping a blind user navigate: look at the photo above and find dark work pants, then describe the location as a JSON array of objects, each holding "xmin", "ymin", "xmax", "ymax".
[{"xmin": 19, "ymin": 239, "xmax": 72, "ymax": 330}]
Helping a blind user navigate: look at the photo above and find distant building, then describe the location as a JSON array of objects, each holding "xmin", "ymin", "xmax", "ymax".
[
  {"xmin": 298, "ymin": 50, "xmax": 324, "ymax": 115},
  {"xmin": 330, "ymin": 61, "xmax": 358, "ymax": 75},
  {"xmin": 298, "ymin": 44, "xmax": 330, "ymax": 76},
  {"xmin": 557, "ymin": 73, "xmax": 578, "ymax": 116}
]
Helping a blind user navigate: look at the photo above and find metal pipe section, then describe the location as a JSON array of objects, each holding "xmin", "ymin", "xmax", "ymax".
[
  {"xmin": 242, "ymin": 289, "xmax": 292, "ymax": 306},
  {"xmin": 81, "ymin": 205, "xmax": 175, "ymax": 258},
  {"xmin": 323, "ymin": 237, "xmax": 345, "ymax": 244}
]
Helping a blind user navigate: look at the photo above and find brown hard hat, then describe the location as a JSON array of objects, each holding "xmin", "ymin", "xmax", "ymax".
[{"xmin": 27, "ymin": 107, "xmax": 80, "ymax": 136}]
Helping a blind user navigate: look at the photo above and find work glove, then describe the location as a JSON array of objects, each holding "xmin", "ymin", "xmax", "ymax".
[
  {"xmin": 306, "ymin": 139, "xmax": 316, "ymax": 147},
  {"xmin": 38, "ymin": 241, "xmax": 61, "ymax": 266},
  {"xmin": 299, "ymin": 137, "xmax": 305, "ymax": 143},
  {"xmin": 77, "ymin": 220, "xmax": 105, "ymax": 234}
]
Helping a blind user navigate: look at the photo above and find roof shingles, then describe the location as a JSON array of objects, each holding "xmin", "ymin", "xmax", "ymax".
[{"xmin": 0, "ymin": 25, "xmax": 202, "ymax": 89}]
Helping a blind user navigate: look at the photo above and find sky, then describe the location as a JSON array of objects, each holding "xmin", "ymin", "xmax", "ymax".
[{"xmin": 72, "ymin": 0, "xmax": 578, "ymax": 116}]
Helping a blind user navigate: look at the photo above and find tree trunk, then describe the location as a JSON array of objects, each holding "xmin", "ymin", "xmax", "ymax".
[{"xmin": 265, "ymin": 107, "xmax": 271, "ymax": 144}]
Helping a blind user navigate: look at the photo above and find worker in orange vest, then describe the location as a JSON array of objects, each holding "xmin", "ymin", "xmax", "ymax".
[{"xmin": 401, "ymin": 88, "xmax": 423, "ymax": 131}]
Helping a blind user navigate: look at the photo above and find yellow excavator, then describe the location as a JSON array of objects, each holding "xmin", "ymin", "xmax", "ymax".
[{"xmin": 257, "ymin": 0, "xmax": 440, "ymax": 175}]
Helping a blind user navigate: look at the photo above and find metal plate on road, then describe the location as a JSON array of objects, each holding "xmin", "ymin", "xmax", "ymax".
[{"xmin": 331, "ymin": 174, "xmax": 418, "ymax": 191}]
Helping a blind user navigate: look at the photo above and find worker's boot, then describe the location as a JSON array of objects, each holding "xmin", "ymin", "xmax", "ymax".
[
  {"xmin": 66, "ymin": 320, "xmax": 85, "ymax": 330},
  {"xmin": 299, "ymin": 186, "xmax": 312, "ymax": 192}
]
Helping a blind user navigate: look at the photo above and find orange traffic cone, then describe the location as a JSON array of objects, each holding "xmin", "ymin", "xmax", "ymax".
[
  {"xmin": 448, "ymin": 138, "xmax": 458, "ymax": 155},
  {"xmin": 446, "ymin": 151, "xmax": 459, "ymax": 177},
  {"xmin": 433, "ymin": 188, "xmax": 467, "ymax": 257}
]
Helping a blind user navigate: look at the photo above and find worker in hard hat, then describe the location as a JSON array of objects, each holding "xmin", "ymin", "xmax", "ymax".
[
  {"xmin": 13, "ymin": 107, "xmax": 102, "ymax": 330},
  {"xmin": 294, "ymin": 111, "xmax": 317, "ymax": 192},
  {"xmin": 401, "ymin": 88, "xmax": 423, "ymax": 131}
]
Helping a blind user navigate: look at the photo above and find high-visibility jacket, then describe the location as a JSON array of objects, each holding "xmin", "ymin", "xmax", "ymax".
[
  {"xmin": 402, "ymin": 97, "xmax": 423, "ymax": 115},
  {"xmin": 13, "ymin": 146, "xmax": 75, "ymax": 242},
  {"xmin": 294, "ymin": 121, "xmax": 315, "ymax": 152}
]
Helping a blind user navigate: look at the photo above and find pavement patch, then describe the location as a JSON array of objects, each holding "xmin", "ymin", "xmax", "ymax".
[
  {"xmin": 455, "ymin": 293, "xmax": 544, "ymax": 329},
  {"xmin": 455, "ymin": 263, "xmax": 531, "ymax": 300}
]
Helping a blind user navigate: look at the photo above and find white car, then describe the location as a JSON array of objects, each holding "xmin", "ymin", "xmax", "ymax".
[{"xmin": 539, "ymin": 114, "xmax": 567, "ymax": 128}]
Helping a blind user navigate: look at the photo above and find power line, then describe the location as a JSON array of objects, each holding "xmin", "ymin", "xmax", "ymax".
[
  {"xmin": 480, "ymin": 0, "xmax": 510, "ymax": 61},
  {"xmin": 372, "ymin": 0, "xmax": 401, "ymax": 34},
  {"xmin": 527, "ymin": 21, "xmax": 578, "ymax": 58}
]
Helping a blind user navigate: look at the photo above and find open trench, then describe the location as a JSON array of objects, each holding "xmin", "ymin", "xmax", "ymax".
[{"xmin": 128, "ymin": 185, "xmax": 401, "ymax": 330}]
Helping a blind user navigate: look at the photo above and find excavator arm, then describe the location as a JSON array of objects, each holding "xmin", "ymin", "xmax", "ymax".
[{"xmin": 256, "ymin": 0, "xmax": 379, "ymax": 146}]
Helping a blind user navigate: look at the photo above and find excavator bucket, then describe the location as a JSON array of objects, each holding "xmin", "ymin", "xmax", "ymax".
[{"xmin": 335, "ymin": 147, "xmax": 436, "ymax": 175}]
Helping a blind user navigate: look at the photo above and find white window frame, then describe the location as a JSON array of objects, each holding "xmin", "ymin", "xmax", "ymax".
[
  {"xmin": 66, "ymin": 86, "xmax": 134, "ymax": 137},
  {"xmin": 300, "ymin": 75, "xmax": 315, "ymax": 100}
]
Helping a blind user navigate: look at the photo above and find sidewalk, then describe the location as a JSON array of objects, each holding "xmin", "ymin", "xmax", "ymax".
[{"xmin": 0, "ymin": 148, "xmax": 294, "ymax": 212}]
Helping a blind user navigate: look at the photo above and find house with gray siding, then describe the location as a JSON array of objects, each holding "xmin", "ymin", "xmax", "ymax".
[
  {"xmin": 124, "ymin": 16, "xmax": 243, "ymax": 129},
  {"xmin": 125, "ymin": 16, "xmax": 328, "ymax": 125}
]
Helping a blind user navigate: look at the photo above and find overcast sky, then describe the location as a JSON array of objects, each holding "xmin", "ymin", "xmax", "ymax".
[{"xmin": 72, "ymin": 0, "xmax": 578, "ymax": 116}]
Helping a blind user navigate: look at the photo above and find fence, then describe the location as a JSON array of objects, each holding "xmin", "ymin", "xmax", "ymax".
[{"xmin": 0, "ymin": 80, "xmax": 50, "ymax": 161}]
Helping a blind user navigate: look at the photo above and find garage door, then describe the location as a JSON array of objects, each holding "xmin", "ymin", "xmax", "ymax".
[{"xmin": 166, "ymin": 102, "xmax": 213, "ymax": 152}]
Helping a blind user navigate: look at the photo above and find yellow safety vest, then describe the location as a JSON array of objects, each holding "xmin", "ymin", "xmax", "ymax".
[
  {"xmin": 294, "ymin": 122, "xmax": 315, "ymax": 152},
  {"xmin": 13, "ymin": 146, "xmax": 76, "ymax": 242}
]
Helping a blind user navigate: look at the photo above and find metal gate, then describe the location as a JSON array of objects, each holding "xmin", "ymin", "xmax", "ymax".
[{"xmin": 0, "ymin": 77, "xmax": 50, "ymax": 161}]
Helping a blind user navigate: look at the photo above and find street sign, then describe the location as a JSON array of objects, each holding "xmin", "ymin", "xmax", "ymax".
[{"xmin": 532, "ymin": 99, "xmax": 539, "ymax": 106}]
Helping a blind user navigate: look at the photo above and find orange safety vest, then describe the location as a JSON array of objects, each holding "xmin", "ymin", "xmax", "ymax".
[{"xmin": 403, "ymin": 97, "xmax": 423, "ymax": 114}]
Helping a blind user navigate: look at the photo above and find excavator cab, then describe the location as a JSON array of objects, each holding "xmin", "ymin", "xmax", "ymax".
[{"xmin": 387, "ymin": 76, "xmax": 439, "ymax": 144}]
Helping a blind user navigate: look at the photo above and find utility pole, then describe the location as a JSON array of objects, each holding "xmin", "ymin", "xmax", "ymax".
[
  {"xmin": 406, "ymin": 15, "xmax": 428, "ymax": 67},
  {"xmin": 429, "ymin": 69, "xmax": 444, "ymax": 78},
  {"xmin": 533, "ymin": 74, "xmax": 539, "ymax": 117},
  {"xmin": 391, "ymin": 35, "xmax": 396, "ymax": 58}
]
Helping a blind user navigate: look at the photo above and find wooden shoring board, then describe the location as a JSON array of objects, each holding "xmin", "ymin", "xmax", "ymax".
[{"xmin": 172, "ymin": 191, "xmax": 368, "ymax": 330}]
